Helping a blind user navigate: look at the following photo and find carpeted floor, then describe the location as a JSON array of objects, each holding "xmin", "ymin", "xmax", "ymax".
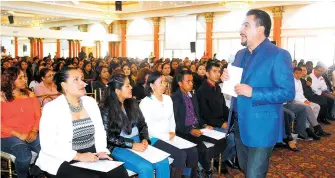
[{"xmin": 216, "ymin": 124, "xmax": 335, "ymax": 178}]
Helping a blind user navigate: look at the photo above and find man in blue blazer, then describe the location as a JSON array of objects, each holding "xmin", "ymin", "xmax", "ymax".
[{"xmin": 221, "ymin": 9, "xmax": 295, "ymax": 178}]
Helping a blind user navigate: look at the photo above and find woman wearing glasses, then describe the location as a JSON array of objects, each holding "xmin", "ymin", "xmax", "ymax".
[{"xmin": 34, "ymin": 68, "xmax": 59, "ymax": 106}]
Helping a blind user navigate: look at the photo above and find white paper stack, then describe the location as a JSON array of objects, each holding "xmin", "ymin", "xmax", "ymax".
[
  {"xmin": 200, "ymin": 129, "xmax": 226, "ymax": 140},
  {"xmin": 71, "ymin": 160, "xmax": 124, "ymax": 172},
  {"xmin": 221, "ymin": 64, "xmax": 243, "ymax": 97},
  {"xmin": 164, "ymin": 136, "xmax": 197, "ymax": 149},
  {"xmin": 128, "ymin": 145, "xmax": 170, "ymax": 163}
]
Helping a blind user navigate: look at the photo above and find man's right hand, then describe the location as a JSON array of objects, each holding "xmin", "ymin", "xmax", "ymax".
[
  {"xmin": 132, "ymin": 142, "xmax": 147, "ymax": 152},
  {"xmin": 220, "ymin": 68, "xmax": 229, "ymax": 82},
  {"xmin": 190, "ymin": 129, "xmax": 202, "ymax": 137}
]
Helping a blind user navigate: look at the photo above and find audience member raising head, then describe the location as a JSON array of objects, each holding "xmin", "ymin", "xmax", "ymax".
[
  {"xmin": 132, "ymin": 68, "xmax": 151, "ymax": 101},
  {"xmin": 1, "ymin": 67, "xmax": 41, "ymax": 178}
]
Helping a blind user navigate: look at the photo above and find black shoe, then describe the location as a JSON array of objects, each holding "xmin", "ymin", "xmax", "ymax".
[
  {"xmin": 224, "ymin": 159, "xmax": 239, "ymax": 169},
  {"xmin": 204, "ymin": 169, "xmax": 213, "ymax": 178},
  {"xmin": 306, "ymin": 128, "xmax": 321, "ymax": 140},
  {"xmin": 327, "ymin": 115, "xmax": 335, "ymax": 121},
  {"xmin": 320, "ymin": 119, "xmax": 332, "ymax": 125},
  {"xmin": 214, "ymin": 160, "xmax": 228, "ymax": 174},
  {"xmin": 314, "ymin": 125, "xmax": 332, "ymax": 137}
]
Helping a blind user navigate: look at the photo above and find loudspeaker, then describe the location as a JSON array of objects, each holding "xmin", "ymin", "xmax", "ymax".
[
  {"xmin": 8, "ymin": 15, "xmax": 14, "ymax": 24},
  {"xmin": 271, "ymin": 41, "xmax": 276, "ymax": 45},
  {"xmin": 23, "ymin": 44, "xmax": 27, "ymax": 52},
  {"xmin": 190, "ymin": 42, "xmax": 196, "ymax": 53},
  {"xmin": 115, "ymin": 1, "xmax": 122, "ymax": 11}
]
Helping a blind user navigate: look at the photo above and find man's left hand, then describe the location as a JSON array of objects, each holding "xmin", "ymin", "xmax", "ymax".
[{"xmin": 235, "ymin": 84, "xmax": 252, "ymax": 97}]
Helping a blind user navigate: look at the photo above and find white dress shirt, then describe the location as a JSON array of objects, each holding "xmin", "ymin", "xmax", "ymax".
[
  {"xmin": 294, "ymin": 78, "xmax": 307, "ymax": 103},
  {"xmin": 310, "ymin": 72, "xmax": 328, "ymax": 95},
  {"xmin": 139, "ymin": 94, "xmax": 176, "ymax": 141}
]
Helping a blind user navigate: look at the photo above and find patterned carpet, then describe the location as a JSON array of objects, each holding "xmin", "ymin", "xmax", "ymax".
[{"xmin": 216, "ymin": 124, "xmax": 335, "ymax": 178}]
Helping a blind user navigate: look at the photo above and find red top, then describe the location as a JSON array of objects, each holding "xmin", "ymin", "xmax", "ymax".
[{"xmin": 1, "ymin": 97, "xmax": 41, "ymax": 138}]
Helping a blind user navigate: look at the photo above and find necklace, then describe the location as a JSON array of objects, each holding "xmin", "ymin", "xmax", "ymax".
[{"xmin": 68, "ymin": 98, "xmax": 83, "ymax": 113}]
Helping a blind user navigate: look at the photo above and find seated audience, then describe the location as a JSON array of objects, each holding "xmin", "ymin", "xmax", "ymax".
[
  {"xmin": 140, "ymin": 71, "xmax": 198, "ymax": 178},
  {"xmin": 100, "ymin": 73, "xmax": 170, "ymax": 178},
  {"xmin": 122, "ymin": 64, "xmax": 136, "ymax": 87},
  {"xmin": 196, "ymin": 62, "xmax": 237, "ymax": 173},
  {"xmin": 172, "ymin": 70, "xmax": 227, "ymax": 178},
  {"xmin": 92, "ymin": 66, "xmax": 110, "ymax": 101},
  {"xmin": 130, "ymin": 63, "xmax": 138, "ymax": 82},
  {"xmin": 1, "ymin": 67, "xmax": 41, "ymax": 178},
  {"xmin": 161, "ymin": 62, "xmax": 173, "ymax": 96},
  {"xmin": 132, "ymin": 68, "xmax": 151, "ymax": 101},
  {"xmin": 193, "ymin": 64, "xmax": 206, "ymax": 92},
  {"xmin": 34, "ymin": 68, "xmax": 59, "ymax": 106},
  {"xmin": 36, "ymin": 67, "xmax": 128, "ymax": 178}
]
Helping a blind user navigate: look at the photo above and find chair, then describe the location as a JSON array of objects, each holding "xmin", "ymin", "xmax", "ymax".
[
  {"xmin": 86, "ymin": 90, "xmax": 97, "ymax": 101},
  {"xmin": 36, "ymin": 93, "xmax": 61, "ymax": 107},
  {"xmin": 203, "ymin": 141, "xmax": 222, "ymax": 175},
  {"xmin": 1, "ymin": 151, "xmax": 38, "ymax": 178}
]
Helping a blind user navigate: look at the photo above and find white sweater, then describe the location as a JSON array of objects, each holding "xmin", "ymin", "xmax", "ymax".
[{"xmin": 139, "ymin": 94, "xmax": 176, "ymax": 141}]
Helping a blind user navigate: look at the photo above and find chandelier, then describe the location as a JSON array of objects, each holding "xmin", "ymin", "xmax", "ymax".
[
  {"xmin": 104, "ymin": 2, "xmax": 115, "ymax": 24},
  {"xmin": 31, "ymin": 16, "xmax": 42, "ymax": 28},
  {"xmin": 219, "ymin": 0, "xmax": 254, "ymax": 9}
]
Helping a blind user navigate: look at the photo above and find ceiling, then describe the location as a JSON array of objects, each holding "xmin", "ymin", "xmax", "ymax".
[{"xmin": 0, "ymin": 1, "xmax": 313, "ymax": 28}]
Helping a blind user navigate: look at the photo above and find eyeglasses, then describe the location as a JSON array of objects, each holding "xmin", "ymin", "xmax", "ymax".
[{"xmin": 45, "ymin": 74, "xmax": 55, "ymax": 78}]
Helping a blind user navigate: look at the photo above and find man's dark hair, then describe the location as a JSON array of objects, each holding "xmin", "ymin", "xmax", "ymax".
[
  {"xmin": 205, "ymin": 61, "xmax": 221, "ymax": 72},
  {"xmin": 176, "ymin": 70, "xmax": 192, "ymax": 83},
  {"xmin": 294, "ymin": 67, "xmax": 302, "ymax": 72},
  {"xmin": 246, "ymin": 9, "xmax": 272, "ymax": 37},
  {"xmin": 314, "ymin": 65, "xmax": 323, "ymax": 70},
  {"xmin": 300, "ymin": 64, "xmax": 307, "ymax": 69}
]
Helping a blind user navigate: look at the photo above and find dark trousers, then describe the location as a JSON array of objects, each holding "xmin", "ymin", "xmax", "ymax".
[
  {"xmin": 49, "ymin": 160, "xmax": 129, "ymax": 178},
  {"xmin": 152, "ymin": 139, "xmax": 198, "ymax": 168},
  {"xmin": 234, "ymin": 119, "xmax": 274, "ymax": 178},
  {"xmin": 176, "ymin": 132, "xmax": 226, "ymax": 171},
  {"xmin": 283, "ymin": 107, "xmax": 294, "ymax": 137},
  {"xmin": 1, "ymin": 136, "xmax": 41, "ymax": 178}
]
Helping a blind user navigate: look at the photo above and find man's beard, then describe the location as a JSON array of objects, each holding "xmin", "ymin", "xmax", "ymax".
[{"xmin": 241, "ymin": 39, "xmax": 248, "ymax": 46}]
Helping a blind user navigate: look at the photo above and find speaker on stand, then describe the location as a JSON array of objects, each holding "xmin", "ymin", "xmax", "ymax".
[
  {"xmin": 115, "ymin": 1, "xmax": 122, "ymax": 11},
  {"xmin": 8, "ymin": 15, "xmax": 14, "ymax": 24},
  {"xmin": 190, "ymin": 42, "xmax": 196, "ymax": 60}
]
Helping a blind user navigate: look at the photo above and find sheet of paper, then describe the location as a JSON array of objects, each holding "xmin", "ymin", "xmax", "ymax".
[
  {"xmin": 164, "ymin": 136, "xmax": 197, "ymax": 149},
  {"xmin": 128, "ymin": 145, "xmax": 170, "ymax": 163},
  {"xmin": 221, "ymin": 64, "xmax": 243, "ymax": 97},
  {"xmin": 71, "ymin": 160, "xmax": 124, "ymax": 172},
  {"xmin": 200, "ymin": 129, "xmax": 227, "ymax": 140}
]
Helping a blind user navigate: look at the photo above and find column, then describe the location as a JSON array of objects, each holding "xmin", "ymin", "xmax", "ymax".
[
  {"xmin": 272, "ymin": 6, "xmax": 283, "ymax": 47},
  {"xmin": 120, "ymin": 20, "xmax": 127, "ymax": 57},
  {"xmin": 34, "ymin": 38, "xmax": 38, "ymax": 58},
  {"xmin": 29, "ymin": 37, "xmax": 34, "ymax": 57},
  {"xmin": 108, "ymin": 23, "xmax": 115, "ymax": 57},
  {"xmin": 39, "ymin": 38, "xmax": 44, "ymax": 58},
  {"xmin": 36, "ymin": 38, "xmax": 40, "ymax": 59},
  {"xmin": 96, "ymin": 41, "xmax": 101, "ymax": 58},
  {"xmin": 56, "ymin": 39, "xmax": 61, "ymax": 58},
  {"xmin": 77, "ymin": 40, "xmax": 81, "ymax": 56},
  {"xmin": 115, "ymin": 42, "xmax": 120, "ymax": 58},
  {"xmin": 14, "ymin": 37, "xmax": 18, "ymax": 57},
  {"xmin": 205, "ymin": 12, "xmax": 214, "ymax": 59},
  {"xmin": 73, "ymin": 40, "xmax": 77, "ymax": 57},
  {"xmin": 68, "ymin": 40, "xmax": 73, "ymax": 58},
  {"xmin": 152, "ymin": 17, "xmax": 160, "ymax": 59}
]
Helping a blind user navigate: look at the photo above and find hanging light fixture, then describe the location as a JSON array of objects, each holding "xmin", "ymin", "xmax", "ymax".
[
  {"xmin": 104, "ymin": 1, "xmax": 115, "ymax": 25},
  {"xmin": 219, "ymin": 0, "xmax": 254, "ymax": 9},
  {"xmin": 31, "ymin": 16, "xmax": 42, "ymax": 28}
]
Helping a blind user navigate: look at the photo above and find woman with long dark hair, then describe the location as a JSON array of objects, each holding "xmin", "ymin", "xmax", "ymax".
[
  {"xmin": 122, "ymin": 64, "xmax": 136, "ymax": 87},
  {"xmin": 140, "ymin": 72, "xmax": 198, "ymax": 178},
  {"xmin": 36, "ymin": 67, "xmax": 129, "ymax": 178},
  {"xmin": 100, "ymin": 73, "xmax": 170, "ymax": 178},
  {"xmin": 1, "ymin": 67, "xmax": 41, "ymax": 178},
  {"xmin": 92, "ymin": 66, "xmax": 110, "ymax": 101},
  {"xmin": 193, "ymin": 64, "xmax": 206, "ymax": 92},
  {"xmin": 18, "ymin": 60, "xmax": 33, "ymax": 86}
]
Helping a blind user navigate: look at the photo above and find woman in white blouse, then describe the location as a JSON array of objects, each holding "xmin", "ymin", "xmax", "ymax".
[
  {"xmin": 35, "ymin": 67, "xmax": 129, "ymax": 178},
  {"xmin": 139, "ymin": 71, "xmax": 198, "ymax": 178}
]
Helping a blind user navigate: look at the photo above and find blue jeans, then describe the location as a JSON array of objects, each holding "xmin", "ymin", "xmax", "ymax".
[
  {"xmin": 112, "ymin": 136, "xmax": 170, "ymax": 178},
  {"xmin": 1, "ymin": 136, "xmax": 41, "ymax": 178},
  {"xmin": 234, "ymin": 119, "xmax": 273, "ymax": 178},
  {"xmin": 214, "ymin": 127, "xmax": 236, "ymax": 161}
]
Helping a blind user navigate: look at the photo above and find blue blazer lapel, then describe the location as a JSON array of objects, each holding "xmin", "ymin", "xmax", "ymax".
[{"xmin": 242, "ymin": 44, "xmax": 271, "ymax": 82}]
